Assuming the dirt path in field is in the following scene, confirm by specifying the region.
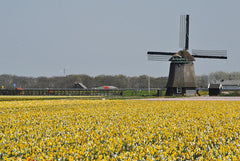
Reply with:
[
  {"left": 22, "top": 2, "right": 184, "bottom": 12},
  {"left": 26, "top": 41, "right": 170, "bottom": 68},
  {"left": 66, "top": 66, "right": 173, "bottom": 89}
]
[{"left": 138, "top": 96, "right": 240, "bottom": 101}]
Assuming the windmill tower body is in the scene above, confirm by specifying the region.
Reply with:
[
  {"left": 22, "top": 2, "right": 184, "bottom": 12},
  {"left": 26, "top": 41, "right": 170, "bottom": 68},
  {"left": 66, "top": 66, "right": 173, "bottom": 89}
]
[
  {"left": 147, "top": 15, "right": 227, "bottom": 96},
  {"left": 166, "top": 50, "right": 197, "bottom": 96}
]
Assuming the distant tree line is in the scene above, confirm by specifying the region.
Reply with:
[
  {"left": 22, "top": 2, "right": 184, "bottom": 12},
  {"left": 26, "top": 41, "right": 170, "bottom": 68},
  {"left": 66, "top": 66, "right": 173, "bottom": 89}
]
[
  {"left": 0, "top": 71, "right": 239, "bottom": 89},
  {"left": 0, "top": 74, "right": 168, "bottom": 89}
]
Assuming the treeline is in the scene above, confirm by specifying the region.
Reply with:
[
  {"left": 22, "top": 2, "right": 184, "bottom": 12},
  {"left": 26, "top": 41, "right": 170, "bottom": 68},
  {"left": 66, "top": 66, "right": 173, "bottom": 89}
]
[
  {"left": 0, "top": 74, "right": 168, "bottom": 89},
  {"left": 0, "top": 71, "right": 239, "bottom": 89}
]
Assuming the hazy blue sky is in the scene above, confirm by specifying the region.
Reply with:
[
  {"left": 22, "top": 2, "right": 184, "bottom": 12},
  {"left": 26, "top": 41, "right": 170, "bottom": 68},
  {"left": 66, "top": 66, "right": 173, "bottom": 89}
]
[{"left": 0, "top": 1, "right": 239, "bottom": 77}]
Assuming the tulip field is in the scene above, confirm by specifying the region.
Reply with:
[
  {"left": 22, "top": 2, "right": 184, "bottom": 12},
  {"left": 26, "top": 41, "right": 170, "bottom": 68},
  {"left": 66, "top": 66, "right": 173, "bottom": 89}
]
[{"left": 0, "top": 99, "right": 240, "bottom": 160}]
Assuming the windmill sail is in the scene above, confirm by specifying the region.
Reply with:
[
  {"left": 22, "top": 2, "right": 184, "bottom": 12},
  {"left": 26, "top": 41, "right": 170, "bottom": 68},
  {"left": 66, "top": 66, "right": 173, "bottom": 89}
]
[
  {"left": 192, "top": 49, "right": 227, "bottom": 59},
  {"left": 147, "top": 51, "right": 175, "bottom": 61},
  {"left": 179, "top": 15, "right": 189, "bottom": 50}
]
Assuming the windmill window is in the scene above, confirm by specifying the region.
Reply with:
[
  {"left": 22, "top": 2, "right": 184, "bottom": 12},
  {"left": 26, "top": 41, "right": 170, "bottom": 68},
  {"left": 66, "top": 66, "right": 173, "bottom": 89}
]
[{"left": 177, "top": 88, "right": 182, "bottom": 93}]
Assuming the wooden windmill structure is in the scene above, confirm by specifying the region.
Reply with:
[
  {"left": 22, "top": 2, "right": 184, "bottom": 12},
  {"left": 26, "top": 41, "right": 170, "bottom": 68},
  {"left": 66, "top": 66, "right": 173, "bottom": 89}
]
[{"left": 147, "top": 15, "right": 227, "bottom": 96}]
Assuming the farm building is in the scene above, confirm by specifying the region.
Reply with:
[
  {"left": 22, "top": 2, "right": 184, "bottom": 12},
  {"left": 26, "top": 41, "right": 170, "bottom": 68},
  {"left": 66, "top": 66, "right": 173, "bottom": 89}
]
[
  {"left": 95, "top": 86, "right": 118, "bottom": 90},
  {"left": 208, "top": 83, "right": 222, "bottom": 96},
  {"left": 72, "top": 83, "right": 87, "bottom": 89},
  {"left": 221, "top": 80, "right": 240, "bottom": 90}
]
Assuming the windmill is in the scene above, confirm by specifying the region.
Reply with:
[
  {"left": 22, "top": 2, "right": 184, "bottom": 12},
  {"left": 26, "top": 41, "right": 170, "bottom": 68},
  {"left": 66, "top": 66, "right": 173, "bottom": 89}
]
[{"left": 147, "top": 15, "right": 227, "bottom": 96}]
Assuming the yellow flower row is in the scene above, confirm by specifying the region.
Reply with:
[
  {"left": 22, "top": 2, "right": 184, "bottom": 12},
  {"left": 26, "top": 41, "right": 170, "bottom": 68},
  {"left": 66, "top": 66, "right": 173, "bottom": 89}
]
[{"left": 0, "top": 100, "right": 239, "bottom": 160}]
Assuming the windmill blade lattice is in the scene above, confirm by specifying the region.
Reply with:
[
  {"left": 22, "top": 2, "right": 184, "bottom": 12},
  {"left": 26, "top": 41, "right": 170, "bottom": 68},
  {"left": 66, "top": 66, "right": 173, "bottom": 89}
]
[
  {"left": 179, "top": 15, "right": 189, "bottom": 50},
  {"left": 192, "top": 49, "right": 227, "bottom": 59},
  {"left": 147, "top": 51, "right": 175, "bottom": 61}
]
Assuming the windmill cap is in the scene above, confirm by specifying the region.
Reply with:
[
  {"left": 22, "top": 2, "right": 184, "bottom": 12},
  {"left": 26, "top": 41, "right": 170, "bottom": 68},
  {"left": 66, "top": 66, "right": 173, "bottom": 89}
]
[{"left": 169, "top": 50, "right": 195, "bottom": 61}]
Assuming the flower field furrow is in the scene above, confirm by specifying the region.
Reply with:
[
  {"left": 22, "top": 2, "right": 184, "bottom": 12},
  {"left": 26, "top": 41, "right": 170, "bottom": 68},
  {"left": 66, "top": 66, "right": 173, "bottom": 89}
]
[{"left": 0, "top": 100, "right": 240, "bottom": 160}]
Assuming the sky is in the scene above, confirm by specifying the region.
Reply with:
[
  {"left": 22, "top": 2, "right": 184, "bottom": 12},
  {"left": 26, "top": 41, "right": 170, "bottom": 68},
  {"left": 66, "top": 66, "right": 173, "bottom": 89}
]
[{"left": 0, "top": 1, "right": 239, "bottom": 77}]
